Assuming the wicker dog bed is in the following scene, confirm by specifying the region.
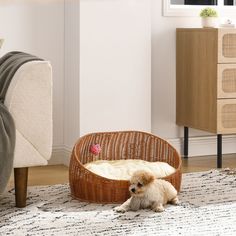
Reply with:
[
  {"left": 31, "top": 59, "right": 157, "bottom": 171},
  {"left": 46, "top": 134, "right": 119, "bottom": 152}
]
[{"left": 69, "top": 131, "right": 182, "bottom": 203}]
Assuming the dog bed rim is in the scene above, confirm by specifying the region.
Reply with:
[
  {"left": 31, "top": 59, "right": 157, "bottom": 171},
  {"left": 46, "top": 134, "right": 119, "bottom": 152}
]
[{"left": 71, "top": 130, "right": 182, "bottom": 184}]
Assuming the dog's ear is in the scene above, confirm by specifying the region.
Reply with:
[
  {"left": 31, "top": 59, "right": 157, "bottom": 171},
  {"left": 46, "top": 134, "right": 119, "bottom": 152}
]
[
  {"left": 141, "top": 171, "right": 155, "bottom": 185},
  {"left": 142, "top": 172, "right": 155, "bottom": 185},
  {"left": 131, "top": 170, "right": 155, "bottom": 185}
]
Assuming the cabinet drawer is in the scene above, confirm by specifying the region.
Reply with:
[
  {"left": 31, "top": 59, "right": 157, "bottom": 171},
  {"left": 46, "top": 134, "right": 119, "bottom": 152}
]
[
  {"left": 218, "top": 29, "right": 236, "bottom": 63},
  {"left": 218, "top": 99, "right": 236, "bottom": 134},
  {"left": 218, "top": 64, "right": 236, "bottom": 98}
]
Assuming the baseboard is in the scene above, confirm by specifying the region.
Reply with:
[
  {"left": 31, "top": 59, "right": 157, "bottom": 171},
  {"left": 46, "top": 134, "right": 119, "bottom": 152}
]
[
  {"left": 49, "top": 135, "right": 236, "bottom": 166},
  {"left": 168, "top": 135, "right": 236, "bottom": 157},
  {"left": 49, "top": 145, "right": 72, "bottom": 166}
]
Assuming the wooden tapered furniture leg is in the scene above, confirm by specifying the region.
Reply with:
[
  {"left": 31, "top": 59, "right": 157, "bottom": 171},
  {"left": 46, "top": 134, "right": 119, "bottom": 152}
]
[{"left": 14, "top": 167, "right": 28, "bottom": 208}]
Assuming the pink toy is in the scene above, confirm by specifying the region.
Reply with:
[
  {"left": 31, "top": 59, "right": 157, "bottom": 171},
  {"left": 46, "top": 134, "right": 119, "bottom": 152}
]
[{"left": 90, "top": 144, "right": 101, "bottom": 155}]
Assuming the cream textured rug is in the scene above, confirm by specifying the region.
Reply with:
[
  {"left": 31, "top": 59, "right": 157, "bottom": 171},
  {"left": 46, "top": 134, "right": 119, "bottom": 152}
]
[{"left": 1, "top": 170, "right": 236, "bottom": 236}]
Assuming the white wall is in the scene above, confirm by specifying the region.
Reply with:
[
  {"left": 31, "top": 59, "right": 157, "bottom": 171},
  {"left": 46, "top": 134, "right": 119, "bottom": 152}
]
[
  {"left": 0, "top": 0, "right": 151, "bottom": 164},
  {"left": 0, "top": 1, "right": 65, "bottom": 147},
  {"left": 151, "top": 0, "right": 205, "bottom": 139},
  {"left": 64, "top": 0, "right": 80, "bottom": 150},
  {"left": 61, "top": 0, "right": 221, "bottom": 160},
  {"left": 61, "top": 0, "right": 236, "bottom": 159},
  {"left": 79, "top": 0, "right": 151, "bottom": 137},
  {"left": 62, "top": 0, "right": 236, "bottom": 160},
  {"left": 4, "top": 0, "right": 235, "bottom": 162},
  {"left": 62, "top": 0, "right": 151, "bottom": 154}
]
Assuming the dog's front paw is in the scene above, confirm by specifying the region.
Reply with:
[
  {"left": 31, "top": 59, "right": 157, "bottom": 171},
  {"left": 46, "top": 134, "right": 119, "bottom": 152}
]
[
  {"left": 114, "top": 206, "right": 127, "bottom": 213},
  {"left": 171, "top": 197, "right": 180, "bottom": 205},
  {"left": 153, "top": 205, "right": 165, "bottom": 213}
]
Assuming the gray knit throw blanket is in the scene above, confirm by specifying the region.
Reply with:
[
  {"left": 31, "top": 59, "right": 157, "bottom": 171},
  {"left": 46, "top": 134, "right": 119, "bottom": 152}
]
[{"left": 0, "top": 51, "right": 43, "bottom": 193}]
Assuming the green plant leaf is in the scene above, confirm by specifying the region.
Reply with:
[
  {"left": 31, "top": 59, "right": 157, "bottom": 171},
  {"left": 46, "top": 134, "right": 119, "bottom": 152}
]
[{"left": 200, "top": 7, "right": 218, "bottom": 18}]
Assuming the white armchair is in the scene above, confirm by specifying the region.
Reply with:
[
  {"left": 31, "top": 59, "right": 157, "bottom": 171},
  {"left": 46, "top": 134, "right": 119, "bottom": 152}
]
[{"left": 4, "top": 60, "right": 53, "bottom": 207}]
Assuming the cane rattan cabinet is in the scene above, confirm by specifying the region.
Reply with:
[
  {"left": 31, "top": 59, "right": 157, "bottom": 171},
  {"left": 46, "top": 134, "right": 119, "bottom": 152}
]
[{"left": 176, "top": 28, "right": 236, "bottom": 167}]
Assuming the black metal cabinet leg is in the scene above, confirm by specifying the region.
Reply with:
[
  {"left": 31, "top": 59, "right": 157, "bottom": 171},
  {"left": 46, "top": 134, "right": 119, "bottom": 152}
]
[
  {"left": 184, "top": 127, "right": 189, "bottom": 159},
  {"left": 217, "top": 134, "right": 222, "bottom": 168}
]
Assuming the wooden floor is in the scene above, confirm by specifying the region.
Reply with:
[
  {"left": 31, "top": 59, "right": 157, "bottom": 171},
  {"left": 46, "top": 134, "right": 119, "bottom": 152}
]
[
  {"left": 182, "top": 153, "right": 236, "bottom": 173},
  {"left": 7, "top": 165, "right": 69, "bottom": 189},
  {"left": 7, "top": 154, "right": 236, "bottom": 188}
]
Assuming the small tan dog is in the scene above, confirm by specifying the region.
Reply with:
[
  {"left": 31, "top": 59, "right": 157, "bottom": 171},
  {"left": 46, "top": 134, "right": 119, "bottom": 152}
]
[{"left": 114, "top": 170, "right": 179, "bottom": 213}]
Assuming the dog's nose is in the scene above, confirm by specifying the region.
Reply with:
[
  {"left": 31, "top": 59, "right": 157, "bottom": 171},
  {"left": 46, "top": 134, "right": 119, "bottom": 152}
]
[{"left": 131, "top": 188, "right": 135, "bottom": 193}]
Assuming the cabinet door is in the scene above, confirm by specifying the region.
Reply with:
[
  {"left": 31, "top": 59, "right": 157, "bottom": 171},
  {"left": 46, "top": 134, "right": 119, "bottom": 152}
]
[
  {"left": 218, "top": 29, "right": 236, "bottom": 63},
  {"left": 218, "top": 64, "right": 236, "bottom": 98},
  {"left": 217, "top": 99, "right": 236, "bottom": 134}
]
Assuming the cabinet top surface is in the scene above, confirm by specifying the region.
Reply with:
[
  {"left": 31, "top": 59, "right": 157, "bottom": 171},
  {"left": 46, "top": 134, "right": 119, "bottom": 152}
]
[{"left": 176, "top": 28, "right": 236, "bottom": 32}]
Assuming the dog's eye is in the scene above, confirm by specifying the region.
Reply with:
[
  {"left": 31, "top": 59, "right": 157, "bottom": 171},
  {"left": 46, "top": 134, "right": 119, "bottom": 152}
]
[{"left": 137, "top": 182, "right": 143, "bottom": 187}]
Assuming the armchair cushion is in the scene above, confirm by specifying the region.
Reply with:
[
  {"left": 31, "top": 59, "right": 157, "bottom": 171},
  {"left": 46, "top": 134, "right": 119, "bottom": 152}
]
[{"left": 4, "top": 60, "right": 52, "bottom": 168}]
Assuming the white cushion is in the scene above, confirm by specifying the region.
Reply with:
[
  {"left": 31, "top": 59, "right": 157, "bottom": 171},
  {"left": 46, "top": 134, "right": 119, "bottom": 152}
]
[
  {"left": 84, "top": 159, "right": 176, "bottom": 180},
  {"left": 4, "top": 61, "right": 52, "bottom": 168},
  {"left": 13, "top": 130, "right": 48, "bottom": 168}
]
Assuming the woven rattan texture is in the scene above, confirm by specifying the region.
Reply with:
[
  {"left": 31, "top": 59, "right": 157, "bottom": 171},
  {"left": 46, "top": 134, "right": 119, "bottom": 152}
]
[
  {"left": 223, "top": 34, "right": 236, "bottom": 58},
  {"left": 222, "top": 104, "right": 236, "bottom": 128},
  {"left": 222, "top": 69, "right": 236, "bottom": 93},
  {"left": 69, "top": 131, "right": 182, "bottom": 203}
]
